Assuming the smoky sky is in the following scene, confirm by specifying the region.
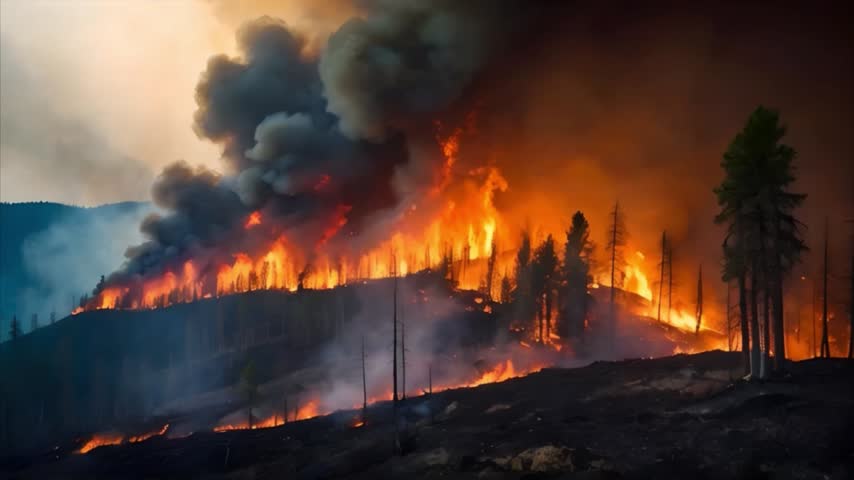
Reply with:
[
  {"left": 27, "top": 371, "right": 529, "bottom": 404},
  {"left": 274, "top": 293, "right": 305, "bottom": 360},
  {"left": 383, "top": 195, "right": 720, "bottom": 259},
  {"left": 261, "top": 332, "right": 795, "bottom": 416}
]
[
  {"left": 11, "top": 0, "right": 847, "bottom": 313},
  {"left": 463, "top": 0, "right": 853, "bottom": 305},
  {"left": 0, "top": 40, "right": 154, "bottom": 204}
]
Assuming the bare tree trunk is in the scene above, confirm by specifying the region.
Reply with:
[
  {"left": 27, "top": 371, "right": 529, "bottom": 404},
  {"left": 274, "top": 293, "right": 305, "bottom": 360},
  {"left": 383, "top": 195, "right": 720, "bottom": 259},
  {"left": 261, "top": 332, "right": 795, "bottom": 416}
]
[
  {"left": 849, "top": 249, "right": 853, "bottom": 359},
  {"left": 401, "top": 306, "right": 406, "bottom": 401},
  {"left": 658, "top": 231, "right": 666, "bottom": 323},
  {"left": 609, "top": 203, "right": 618, "bottom": 355},
  {"left": 393, "top": 268, "right": 399, "bottom": 403},
  {"left": 820, "top": 221, "right": 831, "bottom": 358},
  {"left": 545, "top": 289, "right": 552, "bottom": 341},
  {"left": 761, "top": 284, "right": 771, "bottom": 379},
  {"left": 695, "top": 264, "right": 703, "bottom": 335},
  {"left": 392, "top": 263, "right": 400, "bottom": 454},
  {"left": 812, "top": 281, "right": 817, "bottom": 358},
  {"left": 361, "top": 335, "right": 367, "bottom": 423},
  {"left": 772, "top": 268, "right": 786, "bottom": 372},
  {"left": 726, "top": 281, "right": 732, "bottom": 351},
  {"left": 738, "top": 273, "right": 750, "bottom": 374},
  {"left": 667, "top": 245, "right": 674, "bottom": 323},
  {"left": 749, "top": 268, "right": 762, "bottom": 379}
]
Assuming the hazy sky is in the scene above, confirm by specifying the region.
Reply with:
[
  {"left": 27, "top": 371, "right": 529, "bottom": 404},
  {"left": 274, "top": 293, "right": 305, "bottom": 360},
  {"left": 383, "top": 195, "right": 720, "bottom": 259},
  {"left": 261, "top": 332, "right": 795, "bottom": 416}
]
[{"left": 0, "top": 0, "right": 354, "bottom": 205}]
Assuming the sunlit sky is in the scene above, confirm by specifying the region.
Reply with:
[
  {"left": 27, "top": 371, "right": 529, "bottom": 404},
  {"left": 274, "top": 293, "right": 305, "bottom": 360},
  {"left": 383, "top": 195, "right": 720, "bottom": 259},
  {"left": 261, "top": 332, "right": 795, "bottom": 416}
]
[{"left": 0, "top": 0, "right": 354, "bottom": 205}]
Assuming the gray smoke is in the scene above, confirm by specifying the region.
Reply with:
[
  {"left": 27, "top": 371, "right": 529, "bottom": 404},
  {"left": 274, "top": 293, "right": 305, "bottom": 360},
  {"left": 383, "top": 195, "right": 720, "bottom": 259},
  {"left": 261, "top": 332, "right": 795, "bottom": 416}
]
[
  {"left": 98, "top": 2, "right": 533, "bottom": 298},
  {"left": 319, "top": 0, "right": 519, "bottom": 141}
]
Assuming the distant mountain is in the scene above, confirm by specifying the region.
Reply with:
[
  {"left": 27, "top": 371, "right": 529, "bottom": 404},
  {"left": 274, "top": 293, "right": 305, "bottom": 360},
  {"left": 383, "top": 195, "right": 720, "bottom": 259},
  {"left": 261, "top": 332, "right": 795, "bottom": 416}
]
[{"left": 0, "top": 201, "right": 152, "bottom": 335}]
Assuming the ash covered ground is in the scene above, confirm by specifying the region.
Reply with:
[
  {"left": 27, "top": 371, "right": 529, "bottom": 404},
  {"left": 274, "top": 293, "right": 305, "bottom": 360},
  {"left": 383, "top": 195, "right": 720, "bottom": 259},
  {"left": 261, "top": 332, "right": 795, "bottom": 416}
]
[{"left": 5, "top": 351, "right": 852, "bottom": 480}]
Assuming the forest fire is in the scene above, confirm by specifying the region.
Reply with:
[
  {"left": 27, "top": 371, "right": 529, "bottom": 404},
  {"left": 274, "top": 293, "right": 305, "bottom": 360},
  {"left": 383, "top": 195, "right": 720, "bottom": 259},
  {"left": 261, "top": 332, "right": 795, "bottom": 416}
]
[
  {"left": 76, "top": 424, "right": 169, "bottom": 454},
  {"left": 75, "top": 124, "right": 515, "bottom": 314},
  {"left": 213, "top": 401, "right": 321, "bottom": 432}
]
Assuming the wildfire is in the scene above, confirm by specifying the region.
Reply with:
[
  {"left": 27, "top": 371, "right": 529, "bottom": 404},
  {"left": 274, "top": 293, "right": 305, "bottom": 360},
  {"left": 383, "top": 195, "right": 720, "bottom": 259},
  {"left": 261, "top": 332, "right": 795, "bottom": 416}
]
[
  {"left": 213, "top": 400, "right": 322, "bottom": 432},
  {"left": 128, "top": 423, "right": 169, "bottom": 443},
  {"left": 77, "top": 433, "right": 124, "bottom": 454},
  {"left": 78, "top": 173, "right": 510, "bottom": 312},
  {"left": 464, "top": 359, "right": 541, "bottom": 387},
  {"left": 76, "top": 424, "right": 169, "bottom": 454}
]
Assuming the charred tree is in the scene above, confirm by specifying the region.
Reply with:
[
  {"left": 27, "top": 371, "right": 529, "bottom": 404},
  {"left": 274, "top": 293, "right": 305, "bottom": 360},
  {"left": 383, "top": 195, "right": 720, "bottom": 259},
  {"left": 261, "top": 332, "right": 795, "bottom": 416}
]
[
  {"left": 848, "top": 247, "right": 853, "bottom": 358},
  {"left": 392, "top": 263, "right": 399, "bottom": 403},
  {"left": 657, "top": 231, "right": 667, "bottom": 323},
  {"left": 820, "top": 221, "right": 831, "bottom": 358},
  {"left": 849, "top": 246, "right": 853, "bottom": 359},
  {"left": 499, "top": 273, "right": 512, "bottom": 305},
  {"left": 361, "top": 335, "right": 367, "bottom": 423},
  {"left": 485, "top": 239, "right": 497, "bottom": 300},
  {"left": 533, "top": 235, "right": 558, "bottom": 343},
  {"left": 9, "top": 315, "right": 20, "bottom": 340},
  {"left": 512, "top": 232, "right": 534, "bottom": 332},
  {"left": 726, "top": 281, "right": 732, "bottom": 350},
  {"left": 695, "top": 264, "right": 703, "bottom": 335},
  {"left": 392, "top": 260, "right": 400, "bottom": 454},
  {"left": 749, "top": 261, "right": 762, "bottom": 378},
  {"left": 240, "top": 361, "right": 257, "bottom": 429},
  {"left": 401, "top": 299, "right": 406, "bottom": 401},
  {"left": 606, "top": 202, "right": 627, "bottom": 355},
  {"left": 667, "top": 243, "right": 674, "bottom": 323}
]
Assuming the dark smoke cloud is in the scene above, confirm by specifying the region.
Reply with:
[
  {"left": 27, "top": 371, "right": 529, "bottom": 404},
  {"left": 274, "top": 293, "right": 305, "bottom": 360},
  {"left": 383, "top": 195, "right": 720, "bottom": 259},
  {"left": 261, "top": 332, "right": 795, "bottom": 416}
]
[{"left": 319, "top": 0, "right": 525, "bottom": 141}]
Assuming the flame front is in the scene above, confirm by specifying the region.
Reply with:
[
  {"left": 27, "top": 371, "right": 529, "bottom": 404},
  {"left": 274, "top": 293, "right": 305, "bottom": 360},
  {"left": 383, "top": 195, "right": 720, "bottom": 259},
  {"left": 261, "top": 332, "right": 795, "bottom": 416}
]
[{"left": 76, "top": 424, "right": 169, "bottom": 454}]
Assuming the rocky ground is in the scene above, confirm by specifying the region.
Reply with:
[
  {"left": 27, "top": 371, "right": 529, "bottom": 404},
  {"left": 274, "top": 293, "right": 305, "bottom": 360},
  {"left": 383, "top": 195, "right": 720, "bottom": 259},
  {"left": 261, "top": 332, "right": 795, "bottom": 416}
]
[{"left": 3, "top": 351, "right": 853, "bottom": 479}]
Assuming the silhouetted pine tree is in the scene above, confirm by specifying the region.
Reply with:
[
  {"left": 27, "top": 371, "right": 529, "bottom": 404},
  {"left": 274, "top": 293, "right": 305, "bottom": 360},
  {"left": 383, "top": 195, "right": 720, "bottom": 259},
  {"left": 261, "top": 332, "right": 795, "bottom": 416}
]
[
  {"left": 715, "top": 106, "right": 807, "bottom": 377},
  {"left": 560, "top": 211, "right": 594, "bottom": 339},
  {"left": 9, "top": 315, "right": 20, "bottom": 340},
  {"left": 532, "top": 235, "right": 559, "bottom": 343},
  {"left": 512, "top": 232, "right": 535, "bottom": 330}
]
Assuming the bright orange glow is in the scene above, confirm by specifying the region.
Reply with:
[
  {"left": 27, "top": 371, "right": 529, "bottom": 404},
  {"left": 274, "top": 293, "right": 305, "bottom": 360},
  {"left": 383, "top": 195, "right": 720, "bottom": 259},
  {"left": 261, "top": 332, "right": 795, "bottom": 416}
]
[
  {"left": 77, "top": 424, "right": 169, "bottom": 454},
  {"left": 461, "top": 359, "right": 544, "bottom": 388},
  {"left": 245, "top": 211, "right": 262, "bottom": 228},
  {"left": 128, "top": 424, "right": 169, "bottom": 443},
  {"left": 214, "top": 400, "right": 322, "bottom": 433},
  {"left": 77, "top": 433, "right": 124, "bottom": 453}
]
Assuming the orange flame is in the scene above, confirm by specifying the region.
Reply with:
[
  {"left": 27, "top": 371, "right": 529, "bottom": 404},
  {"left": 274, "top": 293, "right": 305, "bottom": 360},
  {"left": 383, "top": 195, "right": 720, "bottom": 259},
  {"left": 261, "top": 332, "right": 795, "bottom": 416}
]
[
  {"left": 245, "top": 211, "right": 262, "bottom": 228},
  {"left": 76, "top": 424, "right": 169, "bottom": 454}
]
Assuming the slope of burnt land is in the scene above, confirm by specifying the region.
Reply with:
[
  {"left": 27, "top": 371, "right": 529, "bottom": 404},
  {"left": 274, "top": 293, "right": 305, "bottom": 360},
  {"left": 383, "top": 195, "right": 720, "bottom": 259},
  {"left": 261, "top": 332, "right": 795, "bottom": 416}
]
[{"left": 4, "top": 351, "right": 852, "bottom": 479}]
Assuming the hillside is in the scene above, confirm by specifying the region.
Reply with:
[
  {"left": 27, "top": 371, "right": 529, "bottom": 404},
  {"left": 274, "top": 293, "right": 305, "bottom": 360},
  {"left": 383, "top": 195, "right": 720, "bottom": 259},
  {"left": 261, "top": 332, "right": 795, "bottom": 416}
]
[{"left": 4, "top": 351, "right": 852, "bottom": 479}]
